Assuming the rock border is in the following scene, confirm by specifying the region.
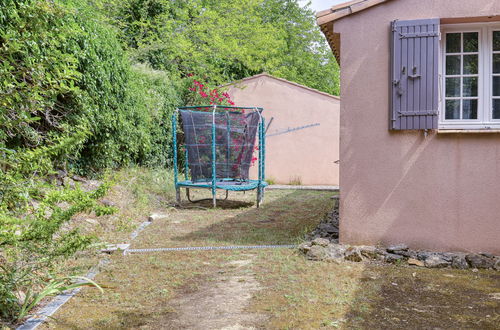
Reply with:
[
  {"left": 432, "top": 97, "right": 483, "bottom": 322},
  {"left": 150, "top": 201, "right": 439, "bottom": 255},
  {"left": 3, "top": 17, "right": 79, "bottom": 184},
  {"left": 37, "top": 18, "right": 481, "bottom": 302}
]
[{"left": 299, "top": 238, "right": 500, "bottom": 271}]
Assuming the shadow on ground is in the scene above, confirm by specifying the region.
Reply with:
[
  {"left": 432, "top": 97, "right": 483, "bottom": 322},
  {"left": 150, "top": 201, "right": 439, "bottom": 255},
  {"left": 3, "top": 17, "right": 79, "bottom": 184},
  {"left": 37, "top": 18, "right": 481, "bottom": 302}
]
[
  {"left": 340, "top": 263, "right": 500, "bottom": 329},
  {"left": 172, "top": 189, "right": 335, "bottom": 245}
]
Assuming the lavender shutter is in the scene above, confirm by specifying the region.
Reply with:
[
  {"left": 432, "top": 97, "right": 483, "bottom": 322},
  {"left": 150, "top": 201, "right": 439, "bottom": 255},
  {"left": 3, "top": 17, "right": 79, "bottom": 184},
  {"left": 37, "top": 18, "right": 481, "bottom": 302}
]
[{"left": 390, "top": 19, "right": 440, "bottom": 130}]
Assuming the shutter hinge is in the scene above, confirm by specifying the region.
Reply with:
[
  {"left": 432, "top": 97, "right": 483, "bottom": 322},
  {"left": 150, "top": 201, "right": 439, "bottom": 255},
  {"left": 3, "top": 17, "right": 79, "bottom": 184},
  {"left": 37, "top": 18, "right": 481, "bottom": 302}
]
[
  {"left": 400, "top": 31, "right": 439, "bottom": 39},
  {"left": 397, "top": 111, "right": 439, "bottom": 117}
]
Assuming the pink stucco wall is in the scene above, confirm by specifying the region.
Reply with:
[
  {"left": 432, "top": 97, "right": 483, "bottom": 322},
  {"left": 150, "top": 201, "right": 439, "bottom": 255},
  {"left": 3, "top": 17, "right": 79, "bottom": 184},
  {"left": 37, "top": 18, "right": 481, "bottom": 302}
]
[
  {"left": 226, "top": 75, "right": 340, "bottom": 185},
  {"left": 335, "top": 0, "right": 500, "bottom": 253}
]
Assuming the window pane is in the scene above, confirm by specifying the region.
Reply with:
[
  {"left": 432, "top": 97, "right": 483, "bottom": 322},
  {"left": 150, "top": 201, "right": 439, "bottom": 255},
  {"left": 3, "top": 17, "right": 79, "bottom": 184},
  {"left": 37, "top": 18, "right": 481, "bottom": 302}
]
[
  {"left": 446, "top": 78, "right": 461, "bottom": 97},
  {"left": 445, "top": 100, "right": 460, "bottom": 119},
  {"left": 446, "top": 55, "right": 460, "bottom": 75},
  {"left": 493, "top": 54, "right": 500, "bottom": 74},
  {"left": 493, "top": 77, "right": 500, "bottom": 96},
  {"left": 493, "top": 99, "right": 500, "bottom": 119},
  {"left": 463, "top": 55, "right": 478, "bottom": 74},
  {"left": 463, "top": 32, "right": 478, "bottom": 52},
  {"left": 494, "top": 31, "right": 500, "bottom": 51},
  {"left": 446, "top": 33, "right": 461, "bottom": 53},
  {"left": 463, "top": 77, "right": 477, "bottom": 97},
  {"left": 462, "top": 99, "right": 478, "bottom": 119}
]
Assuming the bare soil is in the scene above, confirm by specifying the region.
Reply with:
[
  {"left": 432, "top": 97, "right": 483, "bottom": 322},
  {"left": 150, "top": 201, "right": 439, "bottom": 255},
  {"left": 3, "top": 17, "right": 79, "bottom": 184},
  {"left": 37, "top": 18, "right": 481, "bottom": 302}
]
[{"left": 165, "top": 257, "right": 266, "bottom": 329}]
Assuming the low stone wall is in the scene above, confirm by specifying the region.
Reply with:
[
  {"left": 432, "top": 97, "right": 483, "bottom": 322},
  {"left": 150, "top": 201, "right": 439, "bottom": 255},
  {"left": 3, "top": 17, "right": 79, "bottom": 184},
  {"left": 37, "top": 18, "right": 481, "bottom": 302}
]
[
  {"left": 299, "top": 238, "right": 500, "bottom": 270},
  {"left": 302, "top": 198, "right": 499, "bottom": 270}
]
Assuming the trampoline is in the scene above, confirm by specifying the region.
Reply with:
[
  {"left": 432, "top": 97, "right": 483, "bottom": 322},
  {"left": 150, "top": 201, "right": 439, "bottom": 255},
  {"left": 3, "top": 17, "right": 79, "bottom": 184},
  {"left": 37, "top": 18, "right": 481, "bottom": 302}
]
[{"left": 172, "top": 105, "right": 267, "bottom": 207}]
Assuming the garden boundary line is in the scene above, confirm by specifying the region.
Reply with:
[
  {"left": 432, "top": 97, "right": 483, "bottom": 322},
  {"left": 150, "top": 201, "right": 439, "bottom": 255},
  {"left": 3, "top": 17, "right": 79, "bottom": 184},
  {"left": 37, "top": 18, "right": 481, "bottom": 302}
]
[
  {"left": 267, "top": 185, "right": 339, "bottom": 191},
  {"left": 124, "top": 244, "right": 297, "bottom": 254}
]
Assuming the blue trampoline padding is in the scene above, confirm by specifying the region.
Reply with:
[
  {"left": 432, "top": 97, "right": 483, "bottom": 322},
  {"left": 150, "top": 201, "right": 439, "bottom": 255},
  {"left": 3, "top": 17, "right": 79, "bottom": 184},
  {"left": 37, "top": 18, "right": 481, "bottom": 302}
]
[{"left": 176, "top": 179, "right": 268, "bottom": 191}]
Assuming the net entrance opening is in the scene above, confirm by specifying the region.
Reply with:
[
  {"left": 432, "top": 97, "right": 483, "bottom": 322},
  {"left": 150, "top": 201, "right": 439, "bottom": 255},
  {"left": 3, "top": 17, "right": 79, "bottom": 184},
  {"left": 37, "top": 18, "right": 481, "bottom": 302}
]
[{"left": 179, "top": 107, "right": 261, "bottom": 184}]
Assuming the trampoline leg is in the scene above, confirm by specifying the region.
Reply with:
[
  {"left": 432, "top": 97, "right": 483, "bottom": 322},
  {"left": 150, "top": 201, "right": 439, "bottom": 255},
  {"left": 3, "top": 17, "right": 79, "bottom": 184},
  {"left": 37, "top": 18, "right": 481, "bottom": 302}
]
[
  {"left": 212, "top": 193, "right": 217, "bottom": 208},
  {"left": 176, "top": 187, "right": 181, "bottom": 206},
  {"left": 256, "top": 188, "right": 261, "bottom": 208}
]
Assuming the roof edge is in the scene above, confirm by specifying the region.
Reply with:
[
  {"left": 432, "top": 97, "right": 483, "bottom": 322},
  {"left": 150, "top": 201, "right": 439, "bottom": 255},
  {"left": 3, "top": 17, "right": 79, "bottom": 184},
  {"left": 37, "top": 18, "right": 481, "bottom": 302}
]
[
  {"left": 222, "top": 73, "right": 340, "bottom": 100},
  {"left": 316, "top": 0, "right": 393, "bottom": 25}
]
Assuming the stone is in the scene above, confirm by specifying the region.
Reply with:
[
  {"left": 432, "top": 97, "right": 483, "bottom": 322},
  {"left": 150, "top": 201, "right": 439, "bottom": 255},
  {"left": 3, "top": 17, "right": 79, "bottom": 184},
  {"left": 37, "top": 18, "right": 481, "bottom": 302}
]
[
  {"left": 451, "top": 254, "right": 469, "bottom": 269},
  {"left": 148, "top": 213, "right": 168, "bottom": 222},
  {"left": 437, "top": 253, "right": 454, "bottom": 263},
  {"left": 480, "top": 252, "right": 495, "bottom": 258},
  {"left": 15, "top": 290, "right": 26, "bottom": 305},
  {"left": 394, "top": 250, "right": 416, "bottom": 258},
  {"left": 416, "top": 251, "right": 434, "bottom": 261},
  {"left": 385, "top": 253, "right": 404, "bottom": 263},
  {"left": 85, "top": 218, "right": 99, "bottom": 225},
  {"left": 312, "top": 238, "right": 330, "bottom": 247},
  {"left": 408, "top": 258, "right": 425, "bottom": 267},
  {"left": 358, "top": 246, "right": 379, "bottom": 259},
  {"left": 344, "top": 247, "right": 363, "bottom": 262},
  {"left": 387, "top": 244, "right": 408, "bottom": 254},
  {"left": 72, "top": 175, "right": 87, "bottom": 182},
  {"left": 424, "top": 255, "right": 450, "bottom": 268},
  {"left": 63, "top": 176, "right": 76, "bottom": 188},
  {"left": 326, "top": 244, "right": 347, "bottom": 260},
  {"left": 494, "top": 259, "right": 500, "bottom": 271},
  {"left": 101, "top": 199, "right": 116, "bottom": 207},
  {"left": 318, "top": 223, "right": 338, "bottom": 234},
  {"left": 466, "top": 254, "right": 496, "bottom": 269},
  {"left": 56, "top": 169, "right": 67, "bottom": 179},
  {"left": 298, "top": 242, "right": 311, "bottom": 253},
  {"left": 306, "top": 245, "right": 329, "bottom": 261}
]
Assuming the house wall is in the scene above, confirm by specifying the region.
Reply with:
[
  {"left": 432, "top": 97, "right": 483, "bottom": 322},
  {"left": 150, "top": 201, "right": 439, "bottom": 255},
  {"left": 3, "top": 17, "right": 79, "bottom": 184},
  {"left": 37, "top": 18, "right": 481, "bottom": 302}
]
[
  {"left": 226, "top": 76, "right": 340, "bottom": 185},
  {"left": 335, "top": 0, "right": 500, "bottom": 254}
]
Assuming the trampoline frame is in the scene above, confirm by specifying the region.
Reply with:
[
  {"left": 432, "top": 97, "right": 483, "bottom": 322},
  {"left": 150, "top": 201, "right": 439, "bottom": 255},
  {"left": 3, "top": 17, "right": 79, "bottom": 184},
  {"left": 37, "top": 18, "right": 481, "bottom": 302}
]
[{"left": 172, "top": 105, "right": 267, "bottom": 207}]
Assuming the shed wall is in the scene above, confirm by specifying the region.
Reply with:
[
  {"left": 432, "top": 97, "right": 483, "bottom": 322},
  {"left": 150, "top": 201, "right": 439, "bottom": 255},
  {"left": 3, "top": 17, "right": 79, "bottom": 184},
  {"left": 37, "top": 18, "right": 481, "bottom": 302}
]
[
  {"left": 226, "top": 77, "right": 340, "bottom": 185},
  {"left": 335, "top": 0, "right": 500, "bottom": 253}
]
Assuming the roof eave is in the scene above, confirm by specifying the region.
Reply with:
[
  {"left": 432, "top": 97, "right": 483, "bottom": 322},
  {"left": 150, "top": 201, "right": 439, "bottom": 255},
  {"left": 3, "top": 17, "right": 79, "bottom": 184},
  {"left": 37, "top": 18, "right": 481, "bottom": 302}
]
[{"left": 316, "top": 0, "right": 394, "bottom": 64}]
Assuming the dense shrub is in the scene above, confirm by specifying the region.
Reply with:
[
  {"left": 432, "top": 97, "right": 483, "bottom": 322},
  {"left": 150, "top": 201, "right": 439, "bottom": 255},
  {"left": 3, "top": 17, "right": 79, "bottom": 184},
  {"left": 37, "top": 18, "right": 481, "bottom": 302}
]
[
  {"left": 0, "top": 0, "right": 180, "bottom": 174},
  {"left": 0, "top": 0, "right": 83, "bottom": 148}
]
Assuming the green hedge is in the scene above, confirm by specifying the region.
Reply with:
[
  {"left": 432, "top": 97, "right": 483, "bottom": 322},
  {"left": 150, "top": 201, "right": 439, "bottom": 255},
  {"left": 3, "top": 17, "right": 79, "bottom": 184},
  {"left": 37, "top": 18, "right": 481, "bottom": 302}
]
[{"left": 0, "top": 0, "right": 180, "bottom": 174}]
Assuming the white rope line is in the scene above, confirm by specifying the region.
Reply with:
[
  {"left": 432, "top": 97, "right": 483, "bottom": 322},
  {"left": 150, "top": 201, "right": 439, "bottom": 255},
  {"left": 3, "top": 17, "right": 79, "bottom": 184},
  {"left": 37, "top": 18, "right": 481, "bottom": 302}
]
[{"left": 125, "top": 244, "right": 297, "bottom": 254}]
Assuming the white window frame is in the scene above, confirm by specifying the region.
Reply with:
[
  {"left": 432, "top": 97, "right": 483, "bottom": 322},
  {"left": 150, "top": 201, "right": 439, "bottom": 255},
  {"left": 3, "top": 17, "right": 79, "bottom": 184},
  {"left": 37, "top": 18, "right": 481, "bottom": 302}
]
[{"left": 439, "top": 22, "right": 500, "bottom": 129}]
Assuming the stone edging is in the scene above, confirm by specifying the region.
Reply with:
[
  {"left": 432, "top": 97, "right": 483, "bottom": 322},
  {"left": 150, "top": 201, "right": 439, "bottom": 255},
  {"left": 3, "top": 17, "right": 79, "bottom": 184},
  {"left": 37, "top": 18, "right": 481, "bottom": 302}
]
[{"left": 299, "top": 238, "right": 500, "bottom": 271}]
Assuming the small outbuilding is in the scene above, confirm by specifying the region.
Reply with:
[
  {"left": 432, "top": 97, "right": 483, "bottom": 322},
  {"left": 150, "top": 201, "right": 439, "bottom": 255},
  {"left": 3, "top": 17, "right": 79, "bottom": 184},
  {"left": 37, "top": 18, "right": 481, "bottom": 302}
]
[
  {"left": 225, "top": 73, "right": 340, "bottom": 186},
  {"left": 318, "top": 0, "right": 500, "bottom": 254}
]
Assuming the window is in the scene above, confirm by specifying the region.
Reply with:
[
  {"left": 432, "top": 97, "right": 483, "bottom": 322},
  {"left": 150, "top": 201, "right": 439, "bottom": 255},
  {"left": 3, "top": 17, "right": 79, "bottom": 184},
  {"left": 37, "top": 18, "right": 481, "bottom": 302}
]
[{"left": 440, "top": 24, "right": 500, "bottom": 129}]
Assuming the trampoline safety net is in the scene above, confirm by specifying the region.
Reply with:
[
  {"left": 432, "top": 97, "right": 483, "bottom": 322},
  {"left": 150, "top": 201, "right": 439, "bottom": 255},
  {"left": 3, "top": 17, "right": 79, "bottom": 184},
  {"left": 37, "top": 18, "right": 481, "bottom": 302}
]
[{"left": 179, "top": 108, "right": 261, "bottom": 183}]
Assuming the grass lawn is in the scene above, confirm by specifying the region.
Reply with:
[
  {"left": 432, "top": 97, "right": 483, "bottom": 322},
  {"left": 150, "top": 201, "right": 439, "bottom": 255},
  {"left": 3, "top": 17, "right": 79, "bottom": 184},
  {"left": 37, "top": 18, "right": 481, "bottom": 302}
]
[{"left": 37, "top": 168, "right": 499, "bottom": 329}]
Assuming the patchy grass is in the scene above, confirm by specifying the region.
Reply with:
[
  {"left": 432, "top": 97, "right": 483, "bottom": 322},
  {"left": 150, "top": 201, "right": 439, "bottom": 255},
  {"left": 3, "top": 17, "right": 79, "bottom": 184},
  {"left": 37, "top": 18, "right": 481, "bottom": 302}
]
[
  {"left": 35, "top": 169, "right": 499, "bottom": 329},
  {"left": 40, "top": 179, "right": 334, "bottom": 329},
  {"left": 132, "top": 189, "right": 332, "bottom": 248},
  {"left": 251, "top": 251, "right": 500, "bottom": 329}
]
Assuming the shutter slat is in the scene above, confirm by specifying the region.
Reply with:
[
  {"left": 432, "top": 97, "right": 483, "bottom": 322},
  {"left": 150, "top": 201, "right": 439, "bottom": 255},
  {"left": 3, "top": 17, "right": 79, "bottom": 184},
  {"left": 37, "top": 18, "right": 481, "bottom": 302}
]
[
  {"left": 390, "top": 18, "right": 440, "bottom": 130},
  {"left": 401, "top": 26, "right": 408, "bottom": 129},
  {"left": 419, "top": 24, "right": 426, "bottom": 130}
]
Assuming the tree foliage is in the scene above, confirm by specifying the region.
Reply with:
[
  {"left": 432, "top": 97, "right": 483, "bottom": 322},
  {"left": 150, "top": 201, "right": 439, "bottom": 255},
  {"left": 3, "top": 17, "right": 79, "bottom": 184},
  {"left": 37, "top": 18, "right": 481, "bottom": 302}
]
[{"left": 98, "top": 0, "right": 340, "bottom": 95}]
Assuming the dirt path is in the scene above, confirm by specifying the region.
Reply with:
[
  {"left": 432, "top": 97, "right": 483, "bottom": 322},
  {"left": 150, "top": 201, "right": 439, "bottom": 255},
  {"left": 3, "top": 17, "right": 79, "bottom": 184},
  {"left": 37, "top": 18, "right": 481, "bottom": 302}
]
[{"left": 167, "top": 258, "right": 266, "bottom": 329}]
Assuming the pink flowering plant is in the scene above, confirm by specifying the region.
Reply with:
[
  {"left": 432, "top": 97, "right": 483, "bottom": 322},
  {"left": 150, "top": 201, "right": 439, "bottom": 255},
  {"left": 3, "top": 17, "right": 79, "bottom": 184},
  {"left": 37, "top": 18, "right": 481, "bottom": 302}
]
[{"left": 185, "top": 74, "right": 235, "bottom": 106}]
